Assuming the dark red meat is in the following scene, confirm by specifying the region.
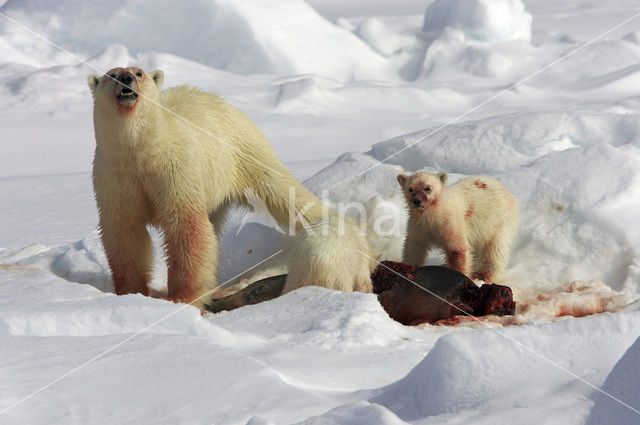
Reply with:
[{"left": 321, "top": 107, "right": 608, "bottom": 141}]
[{"left": 372, "top": 261, "right": 515, "bottom": 325}]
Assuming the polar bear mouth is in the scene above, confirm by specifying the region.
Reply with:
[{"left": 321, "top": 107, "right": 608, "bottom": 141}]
[{"left": 117, "top": 87, "right": 138, "bottom": 105}]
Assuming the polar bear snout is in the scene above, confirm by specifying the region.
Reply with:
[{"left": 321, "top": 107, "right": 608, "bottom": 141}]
[
  {"left": 411, "top": 193, "right": 430, "bottom": 210},
  {"left": 101, "top": 68, "right": 142, "bottom": 107},
  {"left": 117, "top": 71, "right": 134, "bottom": 86},
  {"left": 115, "top": 72, "right": 139, "bottom": 105},
  {"left": 408, "top": 183, "right": 433, "bottom": 210}
]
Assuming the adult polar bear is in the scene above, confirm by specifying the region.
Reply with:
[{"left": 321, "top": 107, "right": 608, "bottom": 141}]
[{"left": 89, "top": 67, "right": 373, "bottom": 308}]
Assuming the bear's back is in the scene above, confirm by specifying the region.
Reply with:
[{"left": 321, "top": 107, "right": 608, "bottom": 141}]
[
  {"left": 159, "top": 86, "right": 278, "bottom": 163},
  {"left": 161, "top": 86, "right": 228, "bottom": 123},
  {"left": 449, "top": 176, "right": 518, "bottom": 236}
]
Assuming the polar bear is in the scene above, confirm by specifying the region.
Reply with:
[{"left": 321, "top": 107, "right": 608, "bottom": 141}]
[
  {"left": 397, "top": 171, "right": 518, "bottom": 283},
  {"left": 88, "top": 67, "right": 372, "bottom": 308},
  {"left": 284, "top": 214, "right": 375, "bottom": 294}
]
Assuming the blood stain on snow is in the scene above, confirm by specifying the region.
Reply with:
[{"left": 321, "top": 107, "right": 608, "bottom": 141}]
[
  {"left": 517, "top": 281, "right": 630, "bottom": 322},
  {"left": 428, "top": 280, "right": 632, "bottom": 328}
]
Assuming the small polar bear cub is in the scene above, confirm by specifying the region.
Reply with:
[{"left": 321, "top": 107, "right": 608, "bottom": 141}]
[{"left": 397, "top": 171, "right": 519, "bottom": 283}]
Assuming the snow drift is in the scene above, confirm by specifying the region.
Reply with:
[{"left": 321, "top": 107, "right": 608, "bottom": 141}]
[
  {"left": 0, "top": 0, "right": 386, "bottom": 80},
  {"left": 422, "top": 0, "right": 532, "bottom": 43}
]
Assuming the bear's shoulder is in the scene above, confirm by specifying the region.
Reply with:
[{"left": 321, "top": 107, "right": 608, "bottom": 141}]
[{"left": 159, "top": 85, "right": 233, "bottom": 122}]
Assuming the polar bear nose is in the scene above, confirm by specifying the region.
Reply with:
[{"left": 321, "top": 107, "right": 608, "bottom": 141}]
[
  {"left": 412, "top": 198, "right": 422, "bottom": 207},
  {"left": 117, "top": 72, "right": 134, "bottom": 86}
]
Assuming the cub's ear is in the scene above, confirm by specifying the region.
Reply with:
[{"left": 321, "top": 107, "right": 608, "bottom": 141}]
[
  {"left": 88, "top": 74, "right": 101, "bottom": 95},
  {"left": 150, "top": 70, "right": 164, "bottom": 89},
  {"left": 397, "top": 174, "right": 408, "bottom": 188},
  {"left": 437, "top": 172, "right": 448, "bottom": 185}
]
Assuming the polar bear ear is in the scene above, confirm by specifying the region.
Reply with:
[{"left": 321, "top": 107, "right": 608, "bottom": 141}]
[
  {"left": 397, "top": 174, "right": 408, "bottom": 188},
  {"left": 437, "top": 172, "right": 448, "bottom": 185},
  {"left": 150, "top": 70, "right": 164, "bottom": 89},
  {"left": 88, "top": 74, "right": 101, "bottom": 95}
]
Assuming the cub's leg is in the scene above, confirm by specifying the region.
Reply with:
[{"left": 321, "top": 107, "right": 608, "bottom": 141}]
[
  {"left": 472, "top": 239, "right": 496, "bottom": 282},
  {"left": 443, "top": 234, "right": 472, "bottom": 277},
  {"left": 474, "top": 229, "right": 513, "bottom": 283},
  {"left": 402, "top": 235, "right": 430, "bottom": 267}
]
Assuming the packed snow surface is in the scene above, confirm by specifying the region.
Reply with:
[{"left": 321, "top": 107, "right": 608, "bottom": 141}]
[{"left": 1, "top": 0, "right": 640, "bottom": 424}]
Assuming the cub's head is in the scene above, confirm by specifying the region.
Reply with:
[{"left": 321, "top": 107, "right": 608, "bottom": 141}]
[
  {"left": 88, "top": 67, "right": 164, "bottom": 115},
  {"left": 397, "top": 171, "right": 447, "bottom": 212}
]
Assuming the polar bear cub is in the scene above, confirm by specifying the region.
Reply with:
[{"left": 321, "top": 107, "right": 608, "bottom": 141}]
[{"left": 397, "top": 171, "right": 519, "bottom": 283}]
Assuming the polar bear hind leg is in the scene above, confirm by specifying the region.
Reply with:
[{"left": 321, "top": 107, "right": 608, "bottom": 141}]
[{"left": 473, "top": 221, "right": 517, "bottom": 283}]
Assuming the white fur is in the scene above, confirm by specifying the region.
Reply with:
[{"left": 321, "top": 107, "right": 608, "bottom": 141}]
[
  {"left": 398, "top": 171, "right": 519, "bottom": 282},
  {"left": 283, "top": 214, "right": 375, "bottom": 294},
  {"left": 89, "top": 67, "right": 372, "bottom": 307}
]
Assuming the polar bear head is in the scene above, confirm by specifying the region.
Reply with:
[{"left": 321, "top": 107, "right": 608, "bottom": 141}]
[
  {"left": 88, "top": 67, "right": 164, "bottom": 116},
  {"left": 397, "top": 171, "right": 447, "bottom": 211}
]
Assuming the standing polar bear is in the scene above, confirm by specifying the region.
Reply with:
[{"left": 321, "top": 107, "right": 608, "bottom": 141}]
[
  {"left": 89, "top": 67, "right": 373, "bottom": 308},
  {"left": 397, "top": 171, "right": 518, "bottom": 283}
]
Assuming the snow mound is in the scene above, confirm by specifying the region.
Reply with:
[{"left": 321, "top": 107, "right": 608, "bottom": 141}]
[
  {"left": 372, "top": 311, "right": 640, "bottom": 421},
  {"left": 1, "top": 232, "right": 112, "bottom": 292},
  {"left": 1, "top": 331, "right": 325, "bottom": 424},
  {"left": 212, "top": 286, "right": 411, "bottom": 349},
  {"left": 364, "top": 111, "right": 640, "bottom": 176},
  {"left": 418, "top": 31, "right": 524, "bottom": 79},
  {"left": 354, "top": 18, "right": 422, "bottom": 58},
  {"left": 422, "top": 0, "right": 532, "bottom": 43},
  {"left": 294, "top": 401, "right": 407, "bottom": 425},
  {"left": 0, "top": 0, "right": 386, "bottom": 80}
]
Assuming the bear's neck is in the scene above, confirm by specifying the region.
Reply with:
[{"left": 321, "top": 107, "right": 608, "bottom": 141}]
[{"left": 94, "top": 103, "right": 166, "bottom": 162}]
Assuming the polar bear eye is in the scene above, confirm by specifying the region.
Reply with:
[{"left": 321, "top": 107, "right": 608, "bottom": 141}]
[
  {"left": 408, "top": 187, "right": 413, "bottom": 193},
  {"left": 135, "top": 71, "right": 143, "bottom": 78},
  {"left": 425, "top": 186, "right": 432, "bottom": 193}
]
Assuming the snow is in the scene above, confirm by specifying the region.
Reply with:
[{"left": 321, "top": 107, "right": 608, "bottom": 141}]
[
  {"left": 0, "top": 0, "right": 387, "bottom": 80},
  {"left": 422, "top": 0, "right": 533, "bottom": 43},
  {"left": 586, "top": 336, "right": 640, "bottom": 425},
  {"left": 1, "top": 0, "right": 640, "bottom": 424}
]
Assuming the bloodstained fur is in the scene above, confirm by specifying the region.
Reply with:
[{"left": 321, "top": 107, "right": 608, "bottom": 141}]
[
  {"left": 474, "top": 179, "right": 488, "bottom": 189},
  {"left": 166, "top": 210, "right": 212, "bottom": 303}
]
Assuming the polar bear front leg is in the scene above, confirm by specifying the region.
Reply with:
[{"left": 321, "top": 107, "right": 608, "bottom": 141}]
[
  {"left": 100, "top": 218, "right": 154, "bottom": 296},
  {"left": 402, "top": 235, "right": 430, "bottom": 267},
  {"left": 162, "top": 208, "right": 218, "bottom": 307},
  {"left": 444, "top": 235, "right": 472, "bottom": 277}
]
